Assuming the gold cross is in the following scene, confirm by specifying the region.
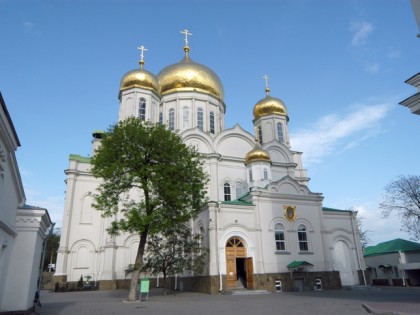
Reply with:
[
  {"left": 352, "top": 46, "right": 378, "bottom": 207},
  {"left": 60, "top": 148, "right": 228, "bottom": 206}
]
[{"left": 180, "top": 29, "right": 192, "bottom": 46}]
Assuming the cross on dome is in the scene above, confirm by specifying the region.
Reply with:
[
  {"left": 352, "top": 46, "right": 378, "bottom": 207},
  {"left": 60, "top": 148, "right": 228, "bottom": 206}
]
[
  {"left": 180, "top": 29, "right": 192, "bottom": 46},
  {"left": 137, "top": 45, "right": 148, "bottom": 69},
  {"left": 263, "top": 74, "right": 271, "bottom": 96}
]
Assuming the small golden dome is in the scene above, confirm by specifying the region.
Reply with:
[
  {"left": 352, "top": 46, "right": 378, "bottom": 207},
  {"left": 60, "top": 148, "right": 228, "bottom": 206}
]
[
  {"left": 244, "top": 144, "right": 271, "bottom": 165},
  {"left": 119, "top": 65, "right": 160, "bottom": 98},
  {"left": 157, "top": 47, "right": 224, "bottom": 100},
  {"left": 253, "top": 87, "right": 288, "bottom": 120}
]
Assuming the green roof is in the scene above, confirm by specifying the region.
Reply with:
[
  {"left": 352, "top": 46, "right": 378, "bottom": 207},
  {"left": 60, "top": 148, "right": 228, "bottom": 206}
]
[
  {"left": 287, "top": 261, "right": 314, "bottom": 269},
  {"left": 322, "top": 207, "right": 352, "bottom": 213},
  {"left": 364, "top": 238, "right": 420, "bottom": 257},
  {"left": 221, "top": 199, "right": 254, "bottom": 206},
  {"left": 69, "top": 154, "right": 91, "bottom": 163}
]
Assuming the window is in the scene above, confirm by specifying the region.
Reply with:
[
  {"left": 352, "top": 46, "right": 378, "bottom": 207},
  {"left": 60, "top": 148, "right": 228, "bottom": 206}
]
[
  {"left": 159, "top": 112, "right": 163, "bottom": 125},
  {"left": 210, "top": 111, "right": 215, "bottom": 134},
  {"left": 263, "top": 168, "right": 268, "bottom": 180},
  {"left": 298, "top": 225, "right": 308, "bottom": 251},
  {"left": 258, "top": 126, "right": 262, "bottom": 144},
  {"left": 139, "top": 98, "right": 146, "bottom": 121},
  {"left": 224, "top": 183, "right": 231, "bottom": 201},
  {"left": 183, "top": 107, "right": 190, "bottom": 129},
  {"left": 274, "top": 224, "right": 285, "bottom": 251},
  {"left": 168, "top": 108, "right": 175, "bottom": 130},
  {"left": 197, "top": 108, "right": 203, "bottom": 130},
  {"left": 277, "top": 122, "right": 284, "bottom": 143},
  {"left": 248, "top": 169, "right": 253, "bottom": 182}
]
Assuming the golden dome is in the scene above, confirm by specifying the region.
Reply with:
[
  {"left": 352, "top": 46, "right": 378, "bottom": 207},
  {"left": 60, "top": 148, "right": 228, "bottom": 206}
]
[
  {"left": 119, "top": 61, "right": 160, "bottom": 98},
  {"left": 253, "top": 87, "right": 288, "bottom": 120},
  {"left": 157, "top": 46, "right": 224, "bottom": 100},
  {"left": 244, "top": 144, "right": 271, "bottom": 165}
]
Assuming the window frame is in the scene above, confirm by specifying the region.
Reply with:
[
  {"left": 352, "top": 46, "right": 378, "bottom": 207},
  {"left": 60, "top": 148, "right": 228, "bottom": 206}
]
[
  {"left": 274, "top": 223, "right": 286, "bottom": 251},
  {"left": 277, "top": 122, "right": 284, "bottom": 143},
  {"left": 210, "top": 111, "right": 215, "bottom": 134},
  {"left": 139, "top": 98, "right": 146, "bottom": 121},
  {"left": 223, "top": 183, "right": 231, "bottom": 201},
  {"left": 197, "top": 108, "right": 204, "bottom": 131},
  {"left": 168, "top": 108, "right": 175, "bottom": 130},
  {"left": 298, "top": 224, "right": 309, "bottom": 252}
]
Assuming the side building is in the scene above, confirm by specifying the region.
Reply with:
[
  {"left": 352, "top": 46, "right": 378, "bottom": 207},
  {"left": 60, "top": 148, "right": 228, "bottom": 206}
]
[
  {"left": 55, "top": 38, "right": 365, "bottom": 293},
  {"left": 0, "top": 92, "right": 52, "bottom": 313}
]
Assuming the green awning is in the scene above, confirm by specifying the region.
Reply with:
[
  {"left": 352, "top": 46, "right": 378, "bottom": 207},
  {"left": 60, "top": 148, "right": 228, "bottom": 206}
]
[{"left": 287, "top": 261, "right": 314, "bottom": 269}]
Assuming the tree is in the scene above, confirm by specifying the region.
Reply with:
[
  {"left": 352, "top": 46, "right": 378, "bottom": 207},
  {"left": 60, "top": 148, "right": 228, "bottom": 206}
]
[
  {"left": 142, "top": 224, "right": 207, "bottom": 295},
  {"left": 355, "top": 215, "right": 370, "bottom": 251},
  {"left": 90, "top": 118, "right": 208, "bottom": 301},
  {"left": 380, "top": 175, "right": 420, "bottom": 240},
  {"left": 43, "top": 229, "right": 60, "bottom": 272}
]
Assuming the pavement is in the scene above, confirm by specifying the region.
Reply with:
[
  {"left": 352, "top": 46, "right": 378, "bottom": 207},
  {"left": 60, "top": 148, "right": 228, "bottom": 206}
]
[{"left": 33, "top": 286, "right": 420, "bottom": 315}]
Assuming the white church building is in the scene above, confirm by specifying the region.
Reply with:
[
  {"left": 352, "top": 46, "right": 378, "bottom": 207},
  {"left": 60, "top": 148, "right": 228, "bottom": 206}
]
[{"left": 54, "top": 33, "right": 365, "bottom": 293}]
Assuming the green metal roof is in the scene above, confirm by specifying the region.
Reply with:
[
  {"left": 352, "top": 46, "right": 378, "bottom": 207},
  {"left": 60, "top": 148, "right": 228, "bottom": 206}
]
[
  {"left": 287, "top": 260, "right": 314, "bottom": 269},
  {"left": 69, "top": 154, "right": 91, "bottom": 163},
  {"left": 322, "top": 207, "right": 352, "bottom": 213},
  {"left": 364, "top": 238, "right": 420, "bottom": 257},
  {"left": 221, "top": 199, "right": 254, "bottom": 206}
]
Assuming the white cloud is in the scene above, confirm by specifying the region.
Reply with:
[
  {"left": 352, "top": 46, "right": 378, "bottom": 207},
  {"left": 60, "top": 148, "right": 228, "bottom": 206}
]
[
  {"left": 23, "top": 21, "right": 35, "bottom": 33},
  {"left": 24, "top": 188, "right": 64, "bottom": 228},
  {"left": 291, "top": 101, "right": 391, "bottom": 165},
  {"left": 365, "top": 62, "right": 380, "bottom": 74},
  {"left": 349, "top": 21, "right": 374, "bottom": 47},
  {"left": 387, "top": 49, "right": 400, "bottom": 59}
]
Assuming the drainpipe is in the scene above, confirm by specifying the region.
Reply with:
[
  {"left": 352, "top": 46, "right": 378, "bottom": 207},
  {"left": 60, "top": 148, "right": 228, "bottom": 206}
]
[
  {"left": 216, "top": 202, "right": 222, "bottom": 293},
  {"left": 350, "top": 211, "right": 366, "bottom": 285}
]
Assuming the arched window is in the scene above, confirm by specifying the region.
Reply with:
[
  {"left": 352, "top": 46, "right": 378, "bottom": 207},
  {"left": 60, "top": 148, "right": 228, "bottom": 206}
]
[
  {"left": 139, "top": 98, "right": 146, "bottom": 121},
  {"left": 168, "top": 108, "right": 175, "bottom": 130},
  {"left": 274, "top": 223, "right": 285, "bottom": 251},
  {"left": 210, "top": 111, "right": 215, "bottom": 134},
  {"left": 258, "top": 126, "right": 263, "bottom": 144},
  {"left": 277, "top": 122, "right": 284, "bottom": 143},
  {"left": 298, "top": 225, "right": 308, "bottom": 251},
  {"left": 159, "top": 112, "right": 163, "bottom": 125},
  {"left": 263, "top": 168, "right": 268, "bottom": 180},
  {"left": 248, "top": 169, "right": 253, "bottom": 182},
  {"left": 224, "top": 183, "right": 231, "bottom": 201},
  {"left": 183, "top": 107, "right": 190, "bottom": 129},
  {"left": 197, "top": 108, "right": 203, "bottom": 130}
]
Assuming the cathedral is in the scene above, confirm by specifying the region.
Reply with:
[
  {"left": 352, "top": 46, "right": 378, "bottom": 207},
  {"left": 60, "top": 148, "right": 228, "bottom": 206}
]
[{"left": 54, "top": 31, "right": 365, "bottom": 293}]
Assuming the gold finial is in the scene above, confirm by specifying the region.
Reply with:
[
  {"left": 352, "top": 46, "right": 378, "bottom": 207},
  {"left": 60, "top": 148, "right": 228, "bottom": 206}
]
[
  {"left": 263, "top": 74, "right": 270, "bottom": 96},
  {"left": 137, "top": 45, "right": 148, "bottom": 70}
]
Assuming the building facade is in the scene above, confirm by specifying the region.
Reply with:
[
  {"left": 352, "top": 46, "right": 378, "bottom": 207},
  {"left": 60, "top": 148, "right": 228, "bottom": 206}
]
[
  {"left": 364, "top": 238, "right": 420, "bottom": 286},
  {"left": 55, "top": 37, "right": 365, "bottom": 293},
  {"left": 0, "top": 92, "right": 52, "bottom": 313}
]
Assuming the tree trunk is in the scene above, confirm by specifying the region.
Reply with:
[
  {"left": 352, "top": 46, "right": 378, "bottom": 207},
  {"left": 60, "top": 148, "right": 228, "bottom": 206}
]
[
  {"left": 127, "top": 232, "right": 148, "bottom": 301},
  {"left": 163, "top": 273, "right": 167, "bottom": 296}
]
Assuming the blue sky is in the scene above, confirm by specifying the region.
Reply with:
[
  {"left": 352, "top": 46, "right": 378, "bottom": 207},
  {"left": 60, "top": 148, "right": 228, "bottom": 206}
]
[{"left": 1, "top": 0, "right": 419, "bottom": 246}]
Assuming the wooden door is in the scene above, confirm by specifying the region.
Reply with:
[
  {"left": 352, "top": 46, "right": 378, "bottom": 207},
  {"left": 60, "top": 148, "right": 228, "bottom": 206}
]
[
  {"left": 226, "top": 237, "right": 246, "bottom": 288},
  {"left": 245, "top": 257, "right": 254, "bottom": 289}
]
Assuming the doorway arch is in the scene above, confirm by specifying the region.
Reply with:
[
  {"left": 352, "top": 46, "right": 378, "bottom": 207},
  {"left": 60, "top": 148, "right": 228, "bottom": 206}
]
[{"left": 225, "top": 237, "right": 253, "bottom": 289}]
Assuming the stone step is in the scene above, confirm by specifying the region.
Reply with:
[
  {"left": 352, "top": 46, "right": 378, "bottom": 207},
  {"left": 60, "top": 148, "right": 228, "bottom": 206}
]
[{"left": 224, "top": 289, "right": 271, "bottom": 295}]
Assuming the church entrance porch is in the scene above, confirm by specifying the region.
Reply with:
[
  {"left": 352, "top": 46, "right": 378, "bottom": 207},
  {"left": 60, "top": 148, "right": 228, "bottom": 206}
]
[{"left": 225, "top": 237, "right": 254, "bottom": 289}]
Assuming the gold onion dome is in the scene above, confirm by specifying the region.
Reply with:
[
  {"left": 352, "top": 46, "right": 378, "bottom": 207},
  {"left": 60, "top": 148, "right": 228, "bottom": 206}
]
[
  {"left": 253, "top": 87, "right": 288, "bottom": 120},
  {"left": 119, "top": 59, "right": 160, "bottom": 98},
  {"left": 244, "top": 142, "right": 271, "bottom": 166},
  {"left": 157, "top": 46, "right": 224, "bottom": 100}
]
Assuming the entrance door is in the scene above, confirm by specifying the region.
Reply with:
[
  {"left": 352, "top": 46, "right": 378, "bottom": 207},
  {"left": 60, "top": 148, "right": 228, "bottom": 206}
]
[
  {"left": 225, "top": 237, "right": 250, "bottom": 288},
  {"left": 245, "top": 257, "right": 254, "bottom": 289}
]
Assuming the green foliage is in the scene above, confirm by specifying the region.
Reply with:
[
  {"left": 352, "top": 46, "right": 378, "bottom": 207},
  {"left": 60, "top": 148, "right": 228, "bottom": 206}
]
[
  {"left": 355, "top": 215, "right": 370, "bottom": 251},
  {"left": 141, "top": 224, "right": 208, "bottom": 282},
  {"left": 380, "top": 175, "right": 420, "bottom": 240},
  {"left": 43, "top": 230, "right": 60, "bottom": 271},
  {"left": 90, "top": 118, "right": 208, "bottom": 236}
]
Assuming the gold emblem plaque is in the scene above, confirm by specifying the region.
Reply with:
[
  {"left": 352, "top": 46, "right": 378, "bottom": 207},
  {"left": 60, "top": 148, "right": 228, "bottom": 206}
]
[{"left": 284, "top": 205, "right": 297, "bottom": 222}]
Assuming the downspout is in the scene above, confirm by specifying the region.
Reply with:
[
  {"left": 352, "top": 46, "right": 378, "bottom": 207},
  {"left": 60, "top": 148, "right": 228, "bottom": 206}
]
[
  {"left": 350, "top": 211, "right": 366, "bottom": 285},
  {"left": 216, "top": 201, "right": 222, "bottom": 293}
]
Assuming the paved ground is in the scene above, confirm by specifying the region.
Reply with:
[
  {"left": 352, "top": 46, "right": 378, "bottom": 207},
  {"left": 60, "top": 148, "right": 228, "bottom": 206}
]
[{"left": 34, "top": 286, "right": 420, "bottom": 315}]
